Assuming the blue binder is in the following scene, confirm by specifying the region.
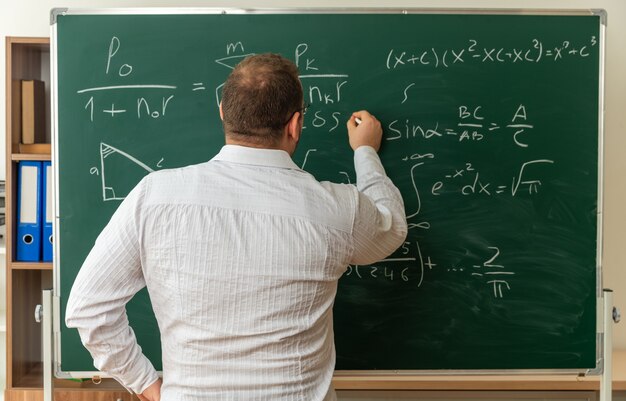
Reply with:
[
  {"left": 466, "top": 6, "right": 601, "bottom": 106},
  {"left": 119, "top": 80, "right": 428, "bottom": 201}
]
[
  {"left": 16, "top": 161, "right": 43, "bottom": 261},
  {"left": 42, "top": 161, "right": 53, "bottom": 262}
]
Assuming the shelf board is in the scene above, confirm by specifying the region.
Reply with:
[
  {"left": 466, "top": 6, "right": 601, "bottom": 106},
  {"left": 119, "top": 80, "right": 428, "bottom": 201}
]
[
  {"left": 11, "top": 262, "right": 53, "bottom": 271},
  {"left": 9, "top": 37, "right": 50, "bottom": 47},
  {"left": 11, "top": 153, "right": 51, "bottom": 161}
]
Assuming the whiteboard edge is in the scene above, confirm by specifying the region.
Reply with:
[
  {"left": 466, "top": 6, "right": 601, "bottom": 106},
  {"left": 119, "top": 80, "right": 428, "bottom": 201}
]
[
  {"left": 51, "top": 7, "right": 599, "bottom": 16},
  {"left": 592, "top": 9, "right": 607, "bottom": 25},
  {"left": 334, "top": 368, "right": 599, "bottom": 376},
  {"left": 60, "top": 368, "right": 601, "bottom": 379},
  {"left": 52, "top": 8, "right": 606, "bottom": 378},
  {"left": 50, "top": 21, "right": 69, "bottom": 380},
  {"left": 50, "top": 8, "right": 69, "bottom": 25},
  {"left": 593, "top": 10, "right": 608, "bottom": 377}
]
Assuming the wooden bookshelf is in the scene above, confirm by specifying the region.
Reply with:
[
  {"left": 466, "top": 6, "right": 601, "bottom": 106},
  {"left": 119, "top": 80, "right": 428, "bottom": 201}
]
[
  {"left": 5, "top": 36, "right": 52, "bottom": 400},
  {"left": 4, "top": 35, "right": 137, "bottom": 401}
]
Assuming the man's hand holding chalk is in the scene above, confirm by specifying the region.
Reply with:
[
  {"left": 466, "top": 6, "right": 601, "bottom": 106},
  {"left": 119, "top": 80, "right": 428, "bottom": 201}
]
[{"left": 346, "top": 110, "right": 382, "bottom": 152}]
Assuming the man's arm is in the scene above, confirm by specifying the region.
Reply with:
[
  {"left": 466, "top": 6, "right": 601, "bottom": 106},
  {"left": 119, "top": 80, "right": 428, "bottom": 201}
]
[
  {"left": 347, "top": 110, "right": 408, "bottom": 265},
  {"left": 65, "top": 179, "right": 159, "bottom": 397}
]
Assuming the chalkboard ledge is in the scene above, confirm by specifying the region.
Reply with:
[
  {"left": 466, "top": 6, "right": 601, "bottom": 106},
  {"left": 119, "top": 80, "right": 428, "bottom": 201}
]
[{"left": 333, "top": 351, "right": 626, "bottom": 391}]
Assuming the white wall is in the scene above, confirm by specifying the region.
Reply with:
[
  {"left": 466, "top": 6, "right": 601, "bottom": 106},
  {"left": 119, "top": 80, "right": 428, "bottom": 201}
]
[{"left": 1, "top": 0, "right": 624, "bottom": 353}]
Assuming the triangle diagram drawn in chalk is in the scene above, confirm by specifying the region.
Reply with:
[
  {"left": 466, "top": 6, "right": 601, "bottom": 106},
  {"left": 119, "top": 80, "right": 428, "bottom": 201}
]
[
  {"left": 215, "top": 53, "right": 255, "bottom": 69},
  {"left": 100, "top": 142, "right": 154, "bottom": 201}
]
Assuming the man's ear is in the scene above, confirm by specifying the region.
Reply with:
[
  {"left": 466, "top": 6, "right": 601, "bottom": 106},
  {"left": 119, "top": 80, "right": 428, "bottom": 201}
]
[
  {"left": 219, "top": 102, "right": 224, "bottom": 121},
  {"left": 286, "top": 111, "right": 301, "bottom": 143}
]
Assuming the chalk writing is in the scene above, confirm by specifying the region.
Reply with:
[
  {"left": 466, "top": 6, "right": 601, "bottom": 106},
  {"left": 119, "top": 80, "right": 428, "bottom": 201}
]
[
  {"left": 389, "top": 104, "right": 535, "bottom": 148},
  {"left": 344, "top": 243, "right": 513, "bottom": 298},
  {"left": 385, "top": 36, "right": 597, "bottom": 70},
  {"left": 419, "top": 159, "right": 554, "bottom": 198},
  {"left": 106, "top": 36, "right": 133, "bottom": 77},
  {"left": 75, "top": 33, "right": 575, "bottom": 305},
  {"left": 94, "top": 143, "right": 158, "bottom": 201}
]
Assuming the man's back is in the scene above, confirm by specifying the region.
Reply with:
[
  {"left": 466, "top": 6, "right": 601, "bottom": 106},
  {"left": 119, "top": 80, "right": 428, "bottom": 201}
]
[
  {"left": 67, "top": 144, "right": 406, "bottom": 400},
  {"left": 143, "top": 146, "right": 357, "bottom": 400}
]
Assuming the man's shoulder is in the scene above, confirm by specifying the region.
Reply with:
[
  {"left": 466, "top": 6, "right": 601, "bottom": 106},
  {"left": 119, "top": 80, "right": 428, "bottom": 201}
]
[
  {"left": 145, "top": 161, "right": 211, "bottom": 182},
  {"left": 139, "top": 161, "right": 212, "bottom": 200}
]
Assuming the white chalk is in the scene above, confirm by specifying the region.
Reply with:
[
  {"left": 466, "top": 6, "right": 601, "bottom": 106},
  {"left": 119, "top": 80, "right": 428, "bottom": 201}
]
[{"left": 355, "top": 117, "right": 362, "bottom": 125}]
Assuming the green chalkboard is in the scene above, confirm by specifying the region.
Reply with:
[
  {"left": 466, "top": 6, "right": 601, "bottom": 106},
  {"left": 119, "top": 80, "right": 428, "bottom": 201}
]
[{"left": 53, "top": 9, "right": 604, "bottom": 375}]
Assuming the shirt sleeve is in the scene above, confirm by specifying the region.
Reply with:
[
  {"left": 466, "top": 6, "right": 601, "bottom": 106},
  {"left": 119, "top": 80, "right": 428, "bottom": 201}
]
[
  {"left": 65, "top": 178, "right": 159, "bottom": 395},
  {"left": 350, "top": 146, "right": 408, "bottom": 265}
]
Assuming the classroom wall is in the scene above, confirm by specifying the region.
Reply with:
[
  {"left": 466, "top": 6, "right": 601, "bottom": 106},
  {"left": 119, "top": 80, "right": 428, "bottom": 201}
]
[{"left": 0, "top": 0, "right": 624, "bottom": 351}]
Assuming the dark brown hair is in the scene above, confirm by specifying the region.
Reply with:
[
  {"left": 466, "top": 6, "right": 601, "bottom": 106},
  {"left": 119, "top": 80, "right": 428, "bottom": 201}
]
[{"left": 221, "top": 53, "right": 303, "bottom": 145}]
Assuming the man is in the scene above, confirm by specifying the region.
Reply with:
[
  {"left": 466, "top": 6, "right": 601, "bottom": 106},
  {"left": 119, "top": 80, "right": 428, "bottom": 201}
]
[{"left": 66, "top": 53, "right": 407, "bottom": 401}]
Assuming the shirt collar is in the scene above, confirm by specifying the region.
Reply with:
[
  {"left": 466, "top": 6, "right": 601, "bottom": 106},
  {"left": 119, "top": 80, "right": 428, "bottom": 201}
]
[{"left": 211, "top": 144, "right": 301, "bottom": 170}]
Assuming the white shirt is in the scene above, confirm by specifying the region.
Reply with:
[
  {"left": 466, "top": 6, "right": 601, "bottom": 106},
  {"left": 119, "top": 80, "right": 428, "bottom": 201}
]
[{"left": 66, "top": 145, "right": 407, "bottom": 401}]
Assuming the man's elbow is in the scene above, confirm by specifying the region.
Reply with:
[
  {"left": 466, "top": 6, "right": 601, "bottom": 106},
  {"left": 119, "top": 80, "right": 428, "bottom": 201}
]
[
  {"left": 385, "top": 211, "right": 409, "bottom": 253},
  {"left": 65, "top": 293, "right": 89, "bottom": 331},
  {"left": 353, "top": 220, "right": 408, "bottom": 266},
  {"left": 394, "top": 222, "right": 408, "bottom": 253},
  {"left": 384, "top": 219, "right": 409, "bottom": 259},
  {"left": 65, "top": 296, "right": 78, "bottom": 328}
]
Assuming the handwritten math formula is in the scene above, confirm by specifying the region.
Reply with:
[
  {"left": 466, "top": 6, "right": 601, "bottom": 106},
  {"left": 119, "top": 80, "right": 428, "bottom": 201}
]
[
  {"left": 385, "top": 36, "right": 598, "bottom": 70},
  {"left": 72, "top": 31, "right": 595, "bottom": 301},
  {"left": 389, "top": 104, "right": 534, "bottom": 148},
  {"left": 346, "top": 242, "right": 514, "bottom": 299}
]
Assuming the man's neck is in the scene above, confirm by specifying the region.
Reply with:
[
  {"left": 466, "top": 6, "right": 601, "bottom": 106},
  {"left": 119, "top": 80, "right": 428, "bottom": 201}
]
[{"left": 225, "top": 136, "right": 294, "bottom": 155}]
